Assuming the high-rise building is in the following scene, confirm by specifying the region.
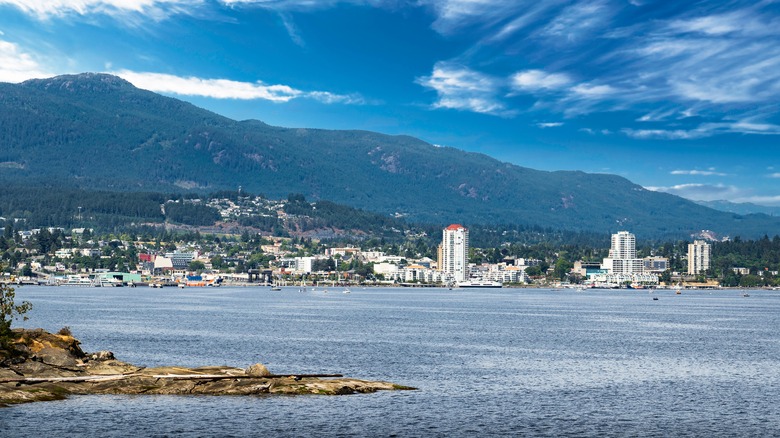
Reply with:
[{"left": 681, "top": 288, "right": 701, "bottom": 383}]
[
  {"left": 602, "top": 231, "right": 644, "bottom": 274},
  {"left": 610, "top": 231, "right": 636, "bottom": 259},
  {"left": 440, "top": 224, "right": 469, "bottom": 282},
  {"left": 688, "top": 240, "right": 711, "bottom": 275}
]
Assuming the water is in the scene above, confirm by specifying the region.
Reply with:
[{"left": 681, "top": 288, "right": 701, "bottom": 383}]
[{"left": 2, "top": 286, "right": 779, "bottom": 437}]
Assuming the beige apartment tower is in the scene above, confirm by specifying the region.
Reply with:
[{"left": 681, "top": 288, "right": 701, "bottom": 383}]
[{"left": 688, "top": 240, "right": 711, "bottom": 275}]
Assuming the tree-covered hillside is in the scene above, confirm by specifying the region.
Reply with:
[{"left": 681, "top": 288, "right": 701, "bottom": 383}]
[{"left": 2, "top": 73, "right": 779, "bottom": 239}]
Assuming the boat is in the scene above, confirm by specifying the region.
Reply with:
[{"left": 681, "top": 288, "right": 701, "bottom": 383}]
[
  {"left": 181, "top": 274, "right": 223, "bottom": 287},
  {"left": 343, "top": 288, "right": 351, "bottom": 294},
  {"left": 60, "top": 275, "right": 96, "bottom": 287},
  {"left": 456, "top": 280, "right": 502, "bottom": 288},
  {"left": 100, "top": 277, "right": 123, "bottom": 287},
  {"left": 742, "top": 292, "right": 750, "bottom": 297}
]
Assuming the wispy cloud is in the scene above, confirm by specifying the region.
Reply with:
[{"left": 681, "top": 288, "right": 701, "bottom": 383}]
[
  {"left": 540, "top": 0, "right": 610, "bottom": 42},
  {"left": 537, "top": 122, "right": 563, "bottom": 128},
  {"left": 623, "top": 119, "right": 780, "bottom": 139},
  {"left": 511, "top": 69, "right": 571, "bottom": 91},
  {"left": 114, "top": 70, "right": 365, "bottom": 104},
  {"left": 671, "top": 169, "right": 727, "bottom": 177},
  {"left": 415, "top": 1, "right": 780, "bottom": 137},
  {"left": 0, "top": 0, "right": 198, "bottom": 20},
  {"left": 220, "top": 0, "right": 381, "bottom": 8},
  {"left": 768, "top": 173, "right": 780, "bottom": 179},
  {"left": 416, "top": 62, "right": 513, "bottom": 116},
  {"left": 0, "top": 39, "right": 53, "bottom": 83}
]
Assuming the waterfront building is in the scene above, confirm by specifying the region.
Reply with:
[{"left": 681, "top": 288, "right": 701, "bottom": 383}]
[
  {"left": 440, "top": 224, "right": 469, "bottom": 282},
  {"left": 164, "top": 251, "right": 197, "bottom": 270},
  {"left": 643, "top": 256, "right": 669, "bottom": 273},
  {"left": 602, "top": 231, "right": 644, "bottom": 274},
  {"left": 276, "top": 256, "right": 318, "bottom": 273},
  {"left": 688, "top": 240, "right": 711, "bottom": 275}
]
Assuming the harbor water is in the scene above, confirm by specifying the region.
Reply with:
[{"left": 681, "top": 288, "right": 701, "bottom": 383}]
[{"left": 2, "top": 286, "right": 779, "bottom": 437}]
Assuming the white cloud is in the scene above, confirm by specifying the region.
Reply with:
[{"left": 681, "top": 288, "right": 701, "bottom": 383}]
[
  {"left": 511, "top": 69, "right": 571, "bottom": 91},
  {"left": 570, "top": 83, "right": 617, "bottom": 97},
  {"left": 623, "top": 128, "right": 703, "bottom": 140},
  {"left": 645, "top": 183, "right": 745, "bottom": 202},
  {"left": 114, "top": 70, "right": 365, "bottom": 104},
  {"left": 416, "top": 62, "right": 512, "bottom": 115},
  {"left": 623, "top": 118, "right": 780, "bottom": 140},
  {"left": 537, "top": 122, "right": 562, "bottom": 128},
  {"left": 0, "top": 0, "right": 197, "bottom": 20},
  {"left": 0, "top": 40, "right": 53, "bottom": 83},
  {"left": 222, "top": 0, "right": 343, "bottom": 5},
  {"left": 667, "top": 9, "right": 776, "bottom": 37},
  {"left": 422, "top": 0, "right": 506, "bottom": 34},
  {"left": 768, "top": 173, "right": 780, "bottom": 179},
  {"left": 648, "top": 183, "right": 780, "bottom": 206},
  {"left": 541, "top": 0, "right": 610, "bottom": 41},
  {"left": 415, "top": 2, "right": 780, "bottom": 135},
  {"left": 670, "top": 169, "right": 727, "bottom": 177}
]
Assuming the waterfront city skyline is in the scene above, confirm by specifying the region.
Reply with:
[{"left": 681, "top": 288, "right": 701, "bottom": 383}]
[{"left": 1, "top": 1, "right": 779, "bottom": 206}]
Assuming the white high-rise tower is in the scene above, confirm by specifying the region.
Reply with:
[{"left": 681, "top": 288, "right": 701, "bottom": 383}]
[
  {"left": 688, "top": 240, "right": 711, "bottom": 275},
  {"left": 602, "top": 231, "right": 644, "bottom": 274},
  {"left": 441, "top": 224, "right": 469, "bottom": 282}
]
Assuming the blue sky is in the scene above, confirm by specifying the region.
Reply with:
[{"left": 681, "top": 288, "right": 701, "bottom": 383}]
[{"left": 1, "top": 0, "right": 779, "bottom": 206}]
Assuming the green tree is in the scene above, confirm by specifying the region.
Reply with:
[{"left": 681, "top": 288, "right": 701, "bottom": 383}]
[
  {"left": 188, "top": 260, "right": 206, "bottom": 271},
  {"left": 0, "top": 282, "right": 32, "bottom": 357},
  {"left": 553, "top": 258, "right": 573, "bottom": 281}
]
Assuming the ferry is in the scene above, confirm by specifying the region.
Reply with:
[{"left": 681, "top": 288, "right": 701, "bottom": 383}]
[
  {"left": 59, "top": 275, "right": 96, "bottom": 287},
  {"left": 456, "top": 280, "right": 503, "bottom": 288},
  {"left": 182, "top": 274, "right": 223, "bottom": 287}
]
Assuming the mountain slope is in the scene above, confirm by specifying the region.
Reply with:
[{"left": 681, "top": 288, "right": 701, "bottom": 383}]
[
  {"left": 1, "top": 73, "right": 778, "bottom": 238},
  {"left": 696, "top": 200, "right": 780, "bottom": 217}
]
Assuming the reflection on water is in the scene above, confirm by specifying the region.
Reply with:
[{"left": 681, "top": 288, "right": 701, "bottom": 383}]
[{"left": 3, "top": 286, "right": 780, "bottom": 436}]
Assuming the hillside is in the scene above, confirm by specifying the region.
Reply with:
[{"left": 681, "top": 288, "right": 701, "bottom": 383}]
[
  {"left": 696, "top": 200, "right": 780, "bottom": 217},
  {"left": 1, "top": 73, "right": 779, "bottom": 239}
]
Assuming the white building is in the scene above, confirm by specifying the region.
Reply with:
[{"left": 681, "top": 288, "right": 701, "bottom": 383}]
[
  {"left": 602, "top": 231, "right": 644, "bottom": 274},
  {"left": 277, "top": 256, "right": 318, "bottom": 273},
  {"left": 688, "top": 240, "right": 711, "bottom": 275},
  {"left": 440, "top": 224, "right": 469, "bottom": 282}
]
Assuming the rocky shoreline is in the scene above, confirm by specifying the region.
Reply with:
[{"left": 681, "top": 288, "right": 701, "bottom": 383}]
[{"left": 0, "top": 328, "right": 414, "bottom": 406}]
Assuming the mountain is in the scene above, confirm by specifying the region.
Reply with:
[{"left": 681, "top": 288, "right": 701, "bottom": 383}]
[
  {"left": 696, "top": 200, "right": 780, "bottom": 217},
  {"left": 1, "top": 73, "right": 779, "bottom": 239}
]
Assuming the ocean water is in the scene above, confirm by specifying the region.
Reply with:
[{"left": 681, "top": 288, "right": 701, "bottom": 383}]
[{"left": 2, "top": 286, "right": 779, "bottom": 437}]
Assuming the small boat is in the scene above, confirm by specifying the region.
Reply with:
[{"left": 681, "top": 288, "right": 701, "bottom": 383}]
[
  {"left": 343, "top": 288, "right": 350, "bottom": 294},
  {"left": 270, "top": 286, "right": 281, "bottom": 291},
  {"left": 742, "top": 293, "right": 750, "bottom": 297},
  {"left": 653, "top": 297, "right": 659, "bottom": 301}
]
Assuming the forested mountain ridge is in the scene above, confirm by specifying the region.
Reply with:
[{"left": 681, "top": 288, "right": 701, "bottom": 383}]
[{"left": 1, "top": 73, "right": 779, "bottom": 239}]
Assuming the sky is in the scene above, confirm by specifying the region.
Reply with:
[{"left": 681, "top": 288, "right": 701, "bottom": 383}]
[{"left": 1, "top": 0, "right": 779, "bottom": 206}]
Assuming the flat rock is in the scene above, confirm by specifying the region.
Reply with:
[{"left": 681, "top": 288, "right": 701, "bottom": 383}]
[{"left": 1, "top": 329, "right": 414, "bottom": 406}]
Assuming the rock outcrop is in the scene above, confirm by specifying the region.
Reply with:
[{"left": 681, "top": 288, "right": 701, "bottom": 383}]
[{"left": 0, "top": 329, "right": 414, "bottom": 406}]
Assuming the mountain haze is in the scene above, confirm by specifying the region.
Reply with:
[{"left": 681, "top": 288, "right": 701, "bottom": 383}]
[{"left": 1, "top": 73, "right": 778, "bottom": 238}]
